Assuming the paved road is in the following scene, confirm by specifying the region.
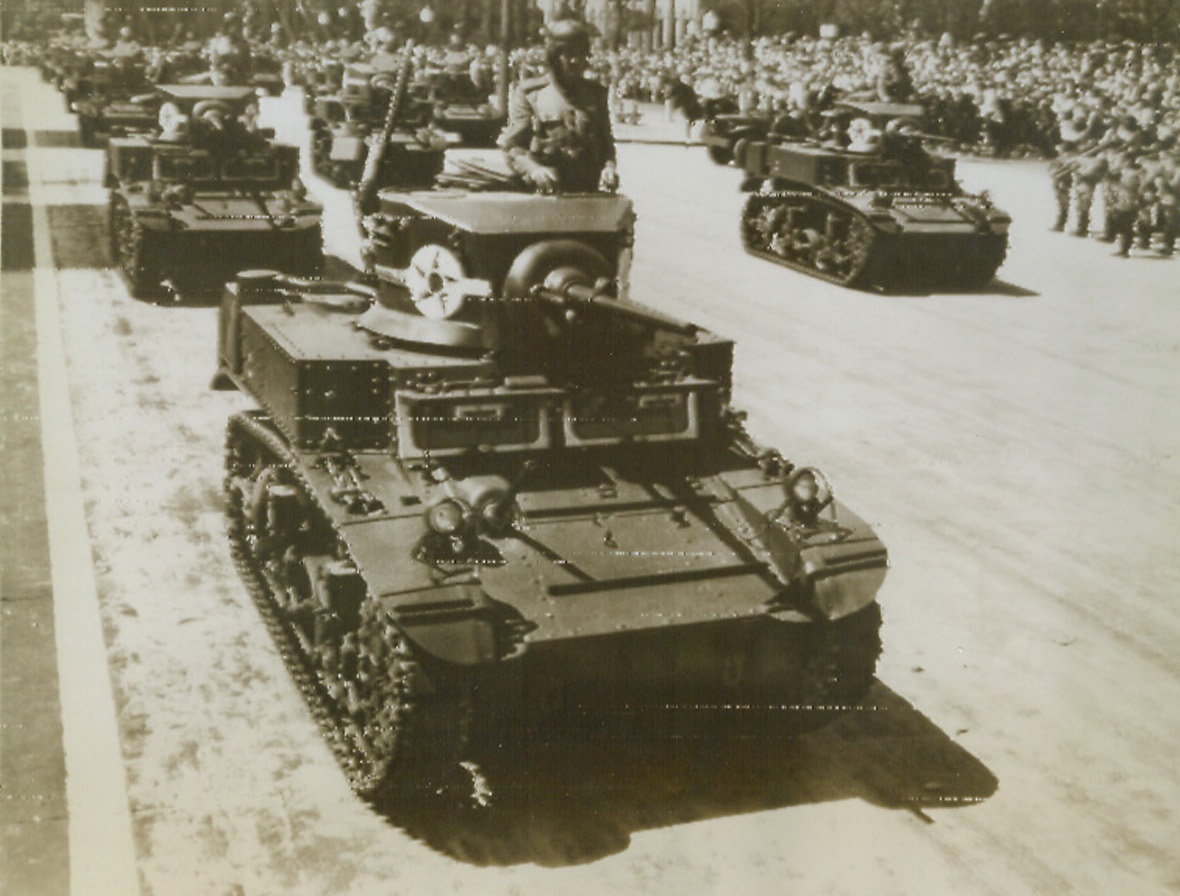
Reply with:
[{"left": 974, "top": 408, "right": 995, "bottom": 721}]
[{"left": 3, "top": 65, "right": 1179, "bottom": 896}]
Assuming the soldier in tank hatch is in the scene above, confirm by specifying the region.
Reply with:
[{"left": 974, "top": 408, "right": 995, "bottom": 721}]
[{"left": 498, "top": 19, "right": 618, "bottom": 194}]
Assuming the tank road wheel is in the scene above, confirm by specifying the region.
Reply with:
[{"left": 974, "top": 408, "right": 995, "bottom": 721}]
[
  {"left": 224, "top": 412, "right": 472, "bottom": 801},
  {"left": 740, "top": 194, "right": 779, "bottom": 253},
  {"left": 814, "top": 212, "right": 872, "bottom": 287}
]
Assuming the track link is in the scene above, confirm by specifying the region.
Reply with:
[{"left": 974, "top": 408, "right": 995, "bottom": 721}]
[
  {"left": 741, "top": 191, "right": 875, "bottom": 288},
  {"left": 224, "top": 411, "right": 471, "bottom": 800}
]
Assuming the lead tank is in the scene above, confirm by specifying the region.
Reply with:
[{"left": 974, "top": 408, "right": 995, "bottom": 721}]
[
  {"left": 214, "top": 189, "right": 887, "bottom": 798},
  {"left": 737, "top": 101, "right": 1011, "bottom": 290}
]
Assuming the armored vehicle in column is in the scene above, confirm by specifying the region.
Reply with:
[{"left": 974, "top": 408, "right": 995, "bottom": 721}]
[
  {"left": 213, "top": 185, "right": 889, "bottom": 799},
  {"left": 309, "top": 58, "right": 444, "bottom": 189},
  {"left": 71, "top": 51, "right": 158, "bottom": 147},
  {"left": 737, "top": 101, "right": 1011, "bottom": 290},
  {"left": 700, "top": 102, "right": 771, "bottom": 165},
  {"left": 105, "top": 85, "right": 323, "bottom": 299},
  {"left": 411, "top": 68, "right": 505, "bottom": 148}
]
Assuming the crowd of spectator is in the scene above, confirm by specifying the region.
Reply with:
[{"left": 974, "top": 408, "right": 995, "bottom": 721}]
[{"left": 590, "top": 33, "right": 1179, "bottom": 160}]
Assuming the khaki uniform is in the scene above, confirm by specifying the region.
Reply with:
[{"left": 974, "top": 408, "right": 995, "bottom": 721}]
[{"left": 499, "top": 73, "right": 615, "bottom": 192}]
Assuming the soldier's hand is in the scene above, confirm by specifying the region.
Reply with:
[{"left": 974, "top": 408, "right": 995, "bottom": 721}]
[
  {"left": 527, "top": 165, "right": 559, "bottom": 193},
  {"left": 599, "top": 160, "right": 619, "bottom": 193}
]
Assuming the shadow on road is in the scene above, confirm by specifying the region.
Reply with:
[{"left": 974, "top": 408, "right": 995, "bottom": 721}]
[
  {"left": 877, "top": 278, "right": 1038, "bottom": 299},
  {"left": 32, "top": 129, "right": 82, "bottom": 149},
  {"left": 973, "top": 278, "right": 1038, "bottom": 297},
  {"left": 378, "top": 680, "right": 996, "bottom": 867},
  {"left": 47, "top": 204, "right": 109, "bottom": 269}
]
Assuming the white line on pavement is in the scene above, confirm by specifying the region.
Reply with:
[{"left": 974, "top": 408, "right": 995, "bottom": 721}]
[{"left": 23, "top": 73, "right": 142, "bottom": 896}]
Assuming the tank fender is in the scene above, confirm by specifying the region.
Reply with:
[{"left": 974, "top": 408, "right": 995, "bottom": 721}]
[
  {"left": 377, "top": 583, "right": 500, "bottom": 666},
  {"left": 717, "top": 479, "right": 887, "bottom": 621},
  {"left": 800, "top": 533, "right": 888, "bottom": 621}
]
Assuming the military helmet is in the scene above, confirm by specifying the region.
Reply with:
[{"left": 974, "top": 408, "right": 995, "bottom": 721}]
[{"left": 545, "top": 18, "right": 591, "bottom": 56}]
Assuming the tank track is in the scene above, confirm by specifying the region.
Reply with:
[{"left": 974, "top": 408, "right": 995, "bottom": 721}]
[
  {"left": 741, "top": 191, "right": 1007, "bottom": 291},
  {"left": 741, "top": 191, "right": 875, "bottom": 289},
  {"left": 797, "top": 602, "right": 882, "bottom": 713},
  {"left": 224, "top": 411, "right": 472, "bottom": 800}
]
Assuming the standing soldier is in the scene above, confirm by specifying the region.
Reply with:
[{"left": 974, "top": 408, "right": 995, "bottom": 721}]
[
  {"left": 1051, "top": 113, "right": 1089, "bottom": 232},
  {"left": 498, "top": 19, "right": 618, "bottom": 194},
  {"left": 1104, "top": 151, "right": 1144, "bottom": 257},
  {"left": 1156, "top": 149, "right": 1180, "bottom": 257},
  {"left": 1072, "top": 142, "right": 1108, "bottom": 238}
]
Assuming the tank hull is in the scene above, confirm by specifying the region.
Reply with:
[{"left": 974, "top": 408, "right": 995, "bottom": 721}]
[
  {"left": 216, "top": 278, "right": 888, "bottom": 797},
  {"left": 741, "top": 190, "right": 1008, "bottom": 290},
  {"left": 738, "top": 129, "right": 1010, "bottom": 290},
  {"left": 110, "top": 201, "right": 322, "bottom": 298}
]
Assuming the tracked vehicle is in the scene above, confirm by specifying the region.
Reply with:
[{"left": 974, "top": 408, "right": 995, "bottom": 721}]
[
  {"left": 214, "top": 189, "right": 887, "bottom": 798},
  {"left": 737, "top": 101, "right": 1010, "bottom": 290},
  {"left": 412, "top": 69, "right": 504, "bottom": 148},
  {"left": 700, "top": 103, "right": 770, "bottom": 165},
  {"left": 105, "top": 85, "right": 322, "bottom": 299},
  {"left": 72, "top": 52, "right": 157, "bottom": 147},
  {"left": 309, "top": 59, "right": 444, "bottom": 189}
]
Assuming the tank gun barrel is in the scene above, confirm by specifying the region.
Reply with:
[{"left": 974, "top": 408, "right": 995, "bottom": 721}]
[{"left": 533, "top": 268, "right": 698, "bottom": 336}]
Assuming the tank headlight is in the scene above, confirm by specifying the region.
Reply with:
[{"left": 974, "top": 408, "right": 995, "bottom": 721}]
[
  {"left": 789, "top": 469, "right": 820, "bottom": 504},
  {"left": 290, "top": 176, "right": 307, "bottom": 199},
  {"left": 426, "top": 498, "right": 466, "bottom": 535},
  {"left": 783, "top": 466, "right": 833, "bottom": 527},
  {"left": 162, "top": 183, "right": 191, "bottom": 206}
]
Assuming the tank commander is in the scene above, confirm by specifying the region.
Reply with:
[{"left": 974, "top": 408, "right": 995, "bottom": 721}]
[{"left": 498, "top": 19, "right": 618, "bottom": 194}]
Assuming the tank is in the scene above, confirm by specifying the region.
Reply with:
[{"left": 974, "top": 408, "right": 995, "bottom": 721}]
[
  {"left": 700, "top": 104, "right": 770, "bottom": 165},
  {"left": 71, "top": 52, "right": 158, "bottom": 147},
  {"left": 411, "top": 69, "right": 505, "bottom": 148},
  {"left": 104, "top": 85, "right": 323, "bottom": 299},
  {"left": 308, "top": 59, "right": 444, "bottom": 189},
  {"left": 213, "top": 188, "right": 889, "bottom": 798},
  {"left": 736, "top": 101, "right": 1011, "bottom": 290}
]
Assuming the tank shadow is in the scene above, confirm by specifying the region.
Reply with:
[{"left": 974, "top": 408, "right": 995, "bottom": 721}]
[
  {"left": 32, "top": 129, "right": 82, "bottom": 149},
  {"left": 375, "top": 679, "right": 997, "bottom": 867},
  {"left": 46, "top": 204, "right": 110, "bottom": 269},
  {"left": 967, "top": 278, "right": 1038, "bottom": 297},
  {"left": 875, "top": 278, "right": 1038, "bottom": 298}
]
